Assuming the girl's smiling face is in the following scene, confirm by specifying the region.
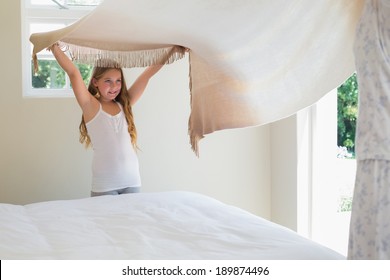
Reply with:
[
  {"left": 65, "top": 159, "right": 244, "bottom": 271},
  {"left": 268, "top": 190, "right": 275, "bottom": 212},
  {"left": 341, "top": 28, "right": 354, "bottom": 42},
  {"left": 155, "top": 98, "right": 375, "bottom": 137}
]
[{"left": 93, "top": 68, "right": 122, "bottom": 101}]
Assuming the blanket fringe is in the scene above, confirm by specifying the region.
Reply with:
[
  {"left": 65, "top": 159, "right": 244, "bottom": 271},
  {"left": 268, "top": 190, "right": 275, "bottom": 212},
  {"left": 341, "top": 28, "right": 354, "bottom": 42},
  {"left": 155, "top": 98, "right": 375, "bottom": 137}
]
[
  {"left": 63, "top": 42, "right": 186, "bottom": 68},
  {"left": 187, "top": 51, "right": 203, "bottom": 157},
  {"left": 33, "top": 54, "right": 39, "bottom": 73},
  {"left": 32, "top": 42, "right": 185, "bottom": 71},
  {"left": 189, "top": 132, "right": 203, "bottom": 157}
]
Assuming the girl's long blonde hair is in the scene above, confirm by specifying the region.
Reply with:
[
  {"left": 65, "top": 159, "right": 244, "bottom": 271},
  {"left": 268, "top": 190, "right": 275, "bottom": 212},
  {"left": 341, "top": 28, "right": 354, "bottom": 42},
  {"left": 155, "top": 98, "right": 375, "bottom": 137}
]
[{"left": 79, "top": 63, "right": 137, "bottom": 149}]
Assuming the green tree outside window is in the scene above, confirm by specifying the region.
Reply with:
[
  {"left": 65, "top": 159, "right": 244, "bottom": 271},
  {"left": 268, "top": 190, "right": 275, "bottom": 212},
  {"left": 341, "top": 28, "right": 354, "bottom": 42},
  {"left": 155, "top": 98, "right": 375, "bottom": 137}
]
[
  {"left": 31, "top": 60, "right": 93, "bottom": 89},
  {"left": 337, "top": 73, "right": 358, "bottom": 158}
]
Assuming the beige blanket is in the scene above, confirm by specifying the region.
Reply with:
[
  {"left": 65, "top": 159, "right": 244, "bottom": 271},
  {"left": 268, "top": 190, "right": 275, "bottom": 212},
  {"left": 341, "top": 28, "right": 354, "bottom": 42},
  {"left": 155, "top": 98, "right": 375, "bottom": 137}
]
[{"left": 30, "top": 0, "right": 364, "bottom": 154}]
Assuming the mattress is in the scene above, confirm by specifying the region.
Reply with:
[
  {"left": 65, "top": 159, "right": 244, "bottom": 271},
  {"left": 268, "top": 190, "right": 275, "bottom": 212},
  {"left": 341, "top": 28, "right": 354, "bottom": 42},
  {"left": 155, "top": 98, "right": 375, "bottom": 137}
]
[{"left": 0, "top": 191, "right": 343, "bottom": 259}]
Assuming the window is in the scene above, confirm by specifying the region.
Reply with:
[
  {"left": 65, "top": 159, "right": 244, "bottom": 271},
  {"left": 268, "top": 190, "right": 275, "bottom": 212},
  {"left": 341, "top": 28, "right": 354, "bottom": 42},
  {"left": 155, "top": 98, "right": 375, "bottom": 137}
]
[
  {"left": 309, "top": 74, "right": 357, "bottom": 255},
  {"left": 293, "top": 73, "right": 358, "bottom": 256},
  {"left": 21, "top": 0, "right": 101, "bottom": 97}
]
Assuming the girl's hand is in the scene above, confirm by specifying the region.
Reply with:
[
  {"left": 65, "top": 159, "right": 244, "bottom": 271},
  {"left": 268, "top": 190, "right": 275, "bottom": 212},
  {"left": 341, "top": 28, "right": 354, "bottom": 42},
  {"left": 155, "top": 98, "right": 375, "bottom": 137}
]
[
  {"left": 46, "top": 42, "right": 59, "bottom": 52},
  {"left": 46, "top": 42, "right": 68, "bottom": 53}
]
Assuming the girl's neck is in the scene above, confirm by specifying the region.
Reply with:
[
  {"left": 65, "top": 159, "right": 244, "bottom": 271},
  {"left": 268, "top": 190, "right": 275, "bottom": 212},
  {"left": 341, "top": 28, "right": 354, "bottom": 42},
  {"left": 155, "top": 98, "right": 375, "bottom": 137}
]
[{"left": 99, "top": 98, "right": 116, "bottom": 104}]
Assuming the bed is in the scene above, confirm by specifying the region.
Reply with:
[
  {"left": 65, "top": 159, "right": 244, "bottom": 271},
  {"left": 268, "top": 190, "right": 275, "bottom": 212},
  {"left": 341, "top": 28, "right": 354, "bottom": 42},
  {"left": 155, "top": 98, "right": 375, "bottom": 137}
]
[{"left": 0, "top": 191, "right": 343, "bottom": 260}]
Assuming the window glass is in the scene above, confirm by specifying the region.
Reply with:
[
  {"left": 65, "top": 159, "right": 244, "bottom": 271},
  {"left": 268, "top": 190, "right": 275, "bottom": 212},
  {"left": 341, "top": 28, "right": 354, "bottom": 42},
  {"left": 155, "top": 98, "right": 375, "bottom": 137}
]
[
  {"left": 67, "top": 0, "right": 101, "bottom": 6},
  {"left": 30, "top": 0, "right": 101, "bottom": 6},
  {"left": 30, "top": 0, "right": 56, "bottom": 5},
  {"left": 23, "top": 1, "right": 100, "bottom": 97}
]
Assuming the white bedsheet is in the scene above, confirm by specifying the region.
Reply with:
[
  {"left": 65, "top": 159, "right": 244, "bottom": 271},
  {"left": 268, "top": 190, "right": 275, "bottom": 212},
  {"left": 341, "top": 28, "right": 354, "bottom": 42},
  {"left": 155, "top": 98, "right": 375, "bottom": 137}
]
[{"left": 0, "top": 191, "right": 343, "bottom": 259}]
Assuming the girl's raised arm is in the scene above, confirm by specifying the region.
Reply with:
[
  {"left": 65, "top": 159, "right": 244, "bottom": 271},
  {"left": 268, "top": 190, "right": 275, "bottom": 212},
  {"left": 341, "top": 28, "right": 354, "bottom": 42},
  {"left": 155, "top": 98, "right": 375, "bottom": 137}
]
[{"left": 49, "top": 43, "right": 96, "bottom": 112}]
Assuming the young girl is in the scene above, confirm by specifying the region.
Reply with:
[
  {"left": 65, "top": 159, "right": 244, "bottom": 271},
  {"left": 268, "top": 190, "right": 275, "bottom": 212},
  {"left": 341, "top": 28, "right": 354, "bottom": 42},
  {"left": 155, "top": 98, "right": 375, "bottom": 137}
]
[{"left": 49, "top": 43, "right": 163, "bottom": 196}]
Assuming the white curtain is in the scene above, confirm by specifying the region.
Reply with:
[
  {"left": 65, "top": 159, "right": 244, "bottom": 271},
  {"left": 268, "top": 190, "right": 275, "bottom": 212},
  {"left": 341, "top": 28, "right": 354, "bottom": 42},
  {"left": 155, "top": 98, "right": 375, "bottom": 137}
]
[{"left": 348, "top": 0, "right": 390, "bottom": 259}]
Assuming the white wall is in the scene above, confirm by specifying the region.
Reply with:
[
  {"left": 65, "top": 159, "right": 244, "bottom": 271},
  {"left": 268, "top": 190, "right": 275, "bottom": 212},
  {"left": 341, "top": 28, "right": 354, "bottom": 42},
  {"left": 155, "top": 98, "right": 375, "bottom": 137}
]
[
  {"left": 0, "top": 0, "right": 271, "bottom": 218},
  {"left": 270, "top": 114, "right": 298, "bottom": 230},
  {"left": 269, "top": 110, "right": 315, "bottom": 233},
  {"left": 0, "top": 0, "right": 91, "bottom": 203}
]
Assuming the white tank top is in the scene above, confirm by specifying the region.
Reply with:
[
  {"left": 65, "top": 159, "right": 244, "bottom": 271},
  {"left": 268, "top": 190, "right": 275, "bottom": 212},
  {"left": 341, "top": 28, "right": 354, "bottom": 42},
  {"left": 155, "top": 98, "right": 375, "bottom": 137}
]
[{"left": 86, "top": 102, "right": 141, "bottom": 192}]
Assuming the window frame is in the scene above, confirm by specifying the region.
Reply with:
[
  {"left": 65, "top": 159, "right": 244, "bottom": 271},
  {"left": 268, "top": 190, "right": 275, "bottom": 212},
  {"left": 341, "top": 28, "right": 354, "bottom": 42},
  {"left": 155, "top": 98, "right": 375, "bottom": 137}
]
[
  {"left": 21, "top": 0, "right": 96, "bottom": 98},
  {"left": 302, "top": 88, "right": 355, "bottom": 255}
]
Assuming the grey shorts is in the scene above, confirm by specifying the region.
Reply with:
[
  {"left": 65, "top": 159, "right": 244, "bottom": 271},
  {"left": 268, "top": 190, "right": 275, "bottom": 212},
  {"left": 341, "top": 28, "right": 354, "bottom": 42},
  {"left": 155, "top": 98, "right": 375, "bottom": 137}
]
[{"left": 91, "top": 187, "right": 140, "bottom": 197}]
